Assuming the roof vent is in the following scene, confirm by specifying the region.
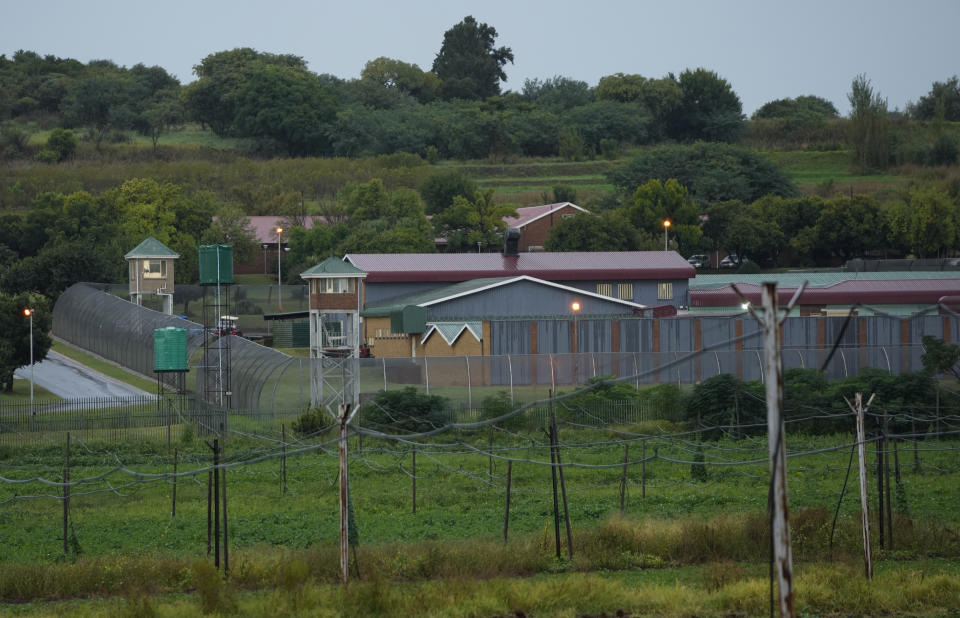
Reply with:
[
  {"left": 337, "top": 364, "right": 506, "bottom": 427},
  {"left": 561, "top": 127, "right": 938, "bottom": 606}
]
[{"left": 503, "top": 228, "right": 521, "bottom": 257}]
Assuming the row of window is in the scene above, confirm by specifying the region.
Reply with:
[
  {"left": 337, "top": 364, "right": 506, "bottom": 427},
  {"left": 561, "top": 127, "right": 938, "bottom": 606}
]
[
  {"left": 309, "top": 278, "right": 357, "bottom": 294},
  {"left": 595, "top": 282, "right": 673, "bottom": 301}
]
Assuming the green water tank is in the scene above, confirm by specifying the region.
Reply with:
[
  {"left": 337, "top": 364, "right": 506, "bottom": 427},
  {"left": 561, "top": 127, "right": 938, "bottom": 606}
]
[
  {"left": 154, "top": 327, "right": 188, "bottom": 372},
  {"left": 198, "top": 245, "right": 234, "bottom": 284}
]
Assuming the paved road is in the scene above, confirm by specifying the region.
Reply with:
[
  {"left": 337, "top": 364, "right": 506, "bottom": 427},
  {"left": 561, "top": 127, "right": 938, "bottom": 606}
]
[{"left": 14, "top": 351, "right": 155, "bottom": 400}]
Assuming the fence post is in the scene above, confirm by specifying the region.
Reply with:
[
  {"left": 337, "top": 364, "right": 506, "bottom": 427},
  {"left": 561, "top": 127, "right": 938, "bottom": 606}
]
[
  {"left": 619, "top": 443, "right": 629, "bottom": 515},
  {"left": 212, "top": 438, "right": 220, "bottom": 569},
  {"left": 847, "top": 392, "right": 875, "bottom": 580},
  {"left": 206, "top": 470, "right": 212, "bottom": 557},
  {"left": 883, "top": 414, "right": 893, "bottom": 551},
  {"left": 172, "top": 448, "right": 178, "bottom": 518},
  {"left": 63, "top": 432, "right": 70, "bottom": 555},
  {"left": 503, "top": 459, "right": 512, "bottom": 543},
  {"left": 221, "top": 424, "right": 229, "bottom": 577},
  {"left": 488, "top": 426, "right": 494, "bottom": 478},
  {"left": 412, "top": 447, "right": 417, "bottom": 515},
  {"left": 551, "top": 403, "right": 573, "bottom": 559},
  {"left": 642, "top": 439, "right": 647, "bottom": 501},
  {"left": 281, "top": 424, "right": 287, "bottom": 496},
  {"left": 548, "top": 390, "right": 561, "bottom": 559}
]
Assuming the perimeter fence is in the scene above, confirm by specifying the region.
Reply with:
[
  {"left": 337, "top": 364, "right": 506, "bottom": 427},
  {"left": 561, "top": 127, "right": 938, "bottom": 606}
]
[{"left": 52, "top": 283, "right": 947, "bottom": 411}]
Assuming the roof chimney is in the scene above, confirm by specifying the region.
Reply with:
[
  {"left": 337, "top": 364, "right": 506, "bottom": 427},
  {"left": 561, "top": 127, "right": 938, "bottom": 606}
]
[{"left": 503, "top": 227, "right": 520, "bottom": 257}]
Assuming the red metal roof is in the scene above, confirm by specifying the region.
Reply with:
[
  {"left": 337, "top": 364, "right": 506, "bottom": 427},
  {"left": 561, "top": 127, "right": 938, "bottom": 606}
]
[
  {"left": 691, "top": 279, "right": 960, "bottom": 307},
  {"left": 503, "top": 202, "right": 589, "bottom": 229},
  {"left": 344, "top": 251, "right": 695, "bottom": 283}
]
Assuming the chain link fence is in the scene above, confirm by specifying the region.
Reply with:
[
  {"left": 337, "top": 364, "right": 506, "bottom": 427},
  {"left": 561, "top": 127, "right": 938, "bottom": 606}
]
[{"left": 53, "top": 283, "right": 935, "bottom": 412}]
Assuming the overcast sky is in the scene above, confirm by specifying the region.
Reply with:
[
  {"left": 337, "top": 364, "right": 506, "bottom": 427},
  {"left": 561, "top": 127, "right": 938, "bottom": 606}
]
[{"left": 3, "top": 0, "right": 958, "bottom": 115}]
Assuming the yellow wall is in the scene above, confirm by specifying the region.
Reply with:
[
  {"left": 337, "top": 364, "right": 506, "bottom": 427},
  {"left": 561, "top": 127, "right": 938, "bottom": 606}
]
[{"left": 364, "top": 316, "right": 486, "bottom": 358}]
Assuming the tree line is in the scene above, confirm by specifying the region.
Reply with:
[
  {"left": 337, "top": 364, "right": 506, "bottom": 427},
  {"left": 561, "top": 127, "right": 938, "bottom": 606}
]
[{"left": 2, "top": 17, "right": 959, "bottom": 163}]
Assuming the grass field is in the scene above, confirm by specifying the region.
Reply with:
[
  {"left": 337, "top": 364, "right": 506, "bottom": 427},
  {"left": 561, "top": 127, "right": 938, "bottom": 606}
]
[
  {"left": 0, "top": 379, "right": 61, "bottom": 403},
  {"left": 0, "top": 421, "right": 958, "bottom": 614}
]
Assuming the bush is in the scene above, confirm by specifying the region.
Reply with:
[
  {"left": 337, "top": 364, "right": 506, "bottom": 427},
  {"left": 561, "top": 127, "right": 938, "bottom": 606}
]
[
  {"left": 928, "top": 134, "right": 959, "bottom": 166},
  {"left": 480, "top": 390, "right": 527, "bottom": 430},
  {"left": 360, "top": 387, "right": 450, "bottom": 432},
  {"left": 736, "top": 259, "right": 761, "bottom": 274},
  {"left": 607, "top": 142, "right": 796, "bottom": 202},
  {"left": 291, "top": 408, "right": 331, "bottom": 438}
]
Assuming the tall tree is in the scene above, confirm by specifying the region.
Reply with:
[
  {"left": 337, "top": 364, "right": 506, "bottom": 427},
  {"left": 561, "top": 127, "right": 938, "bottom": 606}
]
[
  {"left": 669, "top": 68, "right": 744, "bottom": 142},
  {"left": 432, "top": 16, "right": 514, "bottom": 100},
  {"left": 848, "top": 74, "right": 890, "bottom": 171},
  {"left": 433, "top": 188, "right": 516, "bottom": 252},
  {"left": 0, "top": 292, "right": 52, "bottom": 392}
]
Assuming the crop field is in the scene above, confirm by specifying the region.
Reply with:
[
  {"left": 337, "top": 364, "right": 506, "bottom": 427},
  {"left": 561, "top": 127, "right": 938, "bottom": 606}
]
[{"left": 2, "top": 403, "right": 959, "bottom": 615}]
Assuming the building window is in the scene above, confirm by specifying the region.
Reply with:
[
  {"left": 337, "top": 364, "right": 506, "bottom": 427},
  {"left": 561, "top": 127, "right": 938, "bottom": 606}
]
[
  {"left": 657, "top": 282, "right": 673, "bottom": 300},
  {"left": 618, "top": 283, "right": 633, "bottom": 300},
  {"left": 143, "top": 260, "right": 166, "bottom": 279},
  {"left": 562, "top": 213, "right": 575, "bottom": 220},
  {"left": 322, "top": 278, "right": 355, "bottom": 293},
  {"left": 596, "top": 283, "right": 612, "bottom": 297}
]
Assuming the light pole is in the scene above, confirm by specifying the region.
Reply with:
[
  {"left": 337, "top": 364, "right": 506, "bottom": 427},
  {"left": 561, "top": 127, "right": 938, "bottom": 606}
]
[
  {"left": 663, "top": 220, "right": 671, "bottom": 251},
  {"left": 23, "top": 308, "right": 33, "bottom": 413},
  {"left": 276, "top": 227, "right": 283, "bottom": 312},
  {"left": 262, "top": 243, "right": 269, "bottom": 276},
  {"left": 571, "top": 301, "right": 581, "bottom": 354}
]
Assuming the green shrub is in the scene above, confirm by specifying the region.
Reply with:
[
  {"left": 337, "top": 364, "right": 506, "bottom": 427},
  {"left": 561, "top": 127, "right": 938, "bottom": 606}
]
[
  {"left": 736, "top": 259, "right": 761, "bottom": 274},
  {"left": 291, "top": 408, "right": 331, "bottom": 438},
  {"left": 360, "top": 387, "right": 450, "bottom": 432}
]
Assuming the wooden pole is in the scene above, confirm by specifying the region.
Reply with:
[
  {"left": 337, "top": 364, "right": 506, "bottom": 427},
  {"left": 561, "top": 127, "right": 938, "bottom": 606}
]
[
  {"left": 281, "top": 424, "right": 287, "bottom": 496},
  {"left": 412, "top": 447, "right": 417, "bottom": 515},
  {"left": 848, "top": 392, "right": 875, "bottom": 580},
  {"left": 883, "top": 417, "right": 893, "bottom": 551},
  {"left": 488, "top": 426, "right": 494, "bottom": 478},
  {"left": 220, "top": 423, "right": 229, "bottom": 576},
  {"left": 338, "top": 403, "right": 349, "bottom": 585},
  {"left": 912, "top": 420, "right": 920, "bottom": 473},
  {"left": 642, "top": 440, "right": 647, "bottom": 500},
  {"left": 552, "top": 407, "right": 574, "bottom": 559},
  {"left": 548, "top": 390, "right": 561, "bottom": 559},
  {"left": 619, "top": 443, "right": 629, "bottom": 515},
  {"left": 172, "top": 448, "right": 178, "bottom": 518},
  {"left": 876, "top": 428, "right": 884, "bottom": 549},
  {"left": 213, "top": 438, "right": 220, "bottom": 569},
  {"left": 760, "top": 282, "right": 794, "bottom": 617},
  {"left": 206, "top": 470, "right": 212, "bottom": 557},
  {"left": 63, "top": 432, "right": 70, "bottom": 555},
  {"left": 503, "top": 459, "right": 512, "bottom": 543}
]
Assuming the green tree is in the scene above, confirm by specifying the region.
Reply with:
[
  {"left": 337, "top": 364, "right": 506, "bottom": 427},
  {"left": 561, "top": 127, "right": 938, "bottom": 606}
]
[
  {"left": 432, "top": 16, "right": 514, "bottom": 100},
  {"left": 358, "top": 56, "right": 439, "bottom": 107},
  {"left": 848, "top": 74, "right": 890, "bottom": 171},
  {"left": 183, "top": 48, "right": 308, "bottom": 137},
  {"left": 0, "top": 293, "right": 52, "bottom": 392},
  {"left": 607, "top": 142, "right": 796, "bottom": 203},
  {"left": 522, "top": 76, "right": 593, "bottom": 111},
  {"left": 909, "top": 76, "right": 960, "bottom": 121},
  {"left": 234, "top": 64, "right": 338, "bottom": 156},
  {"left": 921, "top": 335, "right": 960, "bottom": 379},
  {"left": 35, "top": 127, "right": 77, "bottom": 163},
  {"left": 433, "top": 189, "right": 516, "bottom": 252},
  {"left": 752, "top": 95, "right": 839, "bottom": 121},
  {"left": 904, "top": 185, "right": 958, "bottom": 257},
  {"left": 669, "top": 68, "right": 744, "bottom": 142},
  {"left": 102, "top": 178, "right": 179, "bottom": 247},
  {"left": 808, "top": 195, "right": 886, "bottom": 261},
  {"left": 140, "top": 87, "right": 184, "bottom": 152},
  {"left": 544, "top": 210, "right": 650, "bottom": 252},
  {"left": 419, "top": 171, "right": 478, "bottom": 215},
  {"left": 201, "top": 204, "right": 259, "bottom": 265},
  {"left": 626, "top": 178, "right": 699, "bottom": 234}
]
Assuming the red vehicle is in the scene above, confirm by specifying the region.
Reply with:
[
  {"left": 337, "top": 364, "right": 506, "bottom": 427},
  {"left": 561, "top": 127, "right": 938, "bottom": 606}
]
[{"left": 215, "top": 315, "right": 243, "bottom": 337}]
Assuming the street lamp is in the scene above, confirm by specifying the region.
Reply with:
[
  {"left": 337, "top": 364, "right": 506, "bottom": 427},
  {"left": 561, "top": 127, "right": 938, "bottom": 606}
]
[
  {"left": 663, "top": 220, "right": 671, "bottom": 251},
  {"left": 23, "top": 308, "right": 33, "bottom": 413},
  {"left": 276, "top": 227, "right": 283, "bottom": 312},
  {"left": 262, "top": 243, "right": 269, "bottom": 276}
]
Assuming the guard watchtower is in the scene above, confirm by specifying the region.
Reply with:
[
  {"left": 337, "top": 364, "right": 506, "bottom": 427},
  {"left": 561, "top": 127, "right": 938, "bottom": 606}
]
[
  {"left": 301, "top": 257, "right": 367, "bottom": 413},
  {"left": 125, "top": 237, "right": 179, "bottom": 314}
]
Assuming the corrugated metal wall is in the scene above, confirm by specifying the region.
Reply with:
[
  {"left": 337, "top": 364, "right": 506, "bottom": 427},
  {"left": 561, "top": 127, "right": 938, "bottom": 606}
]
[{"left": 489, "top": 314, "right": 953, "bottom": 357}]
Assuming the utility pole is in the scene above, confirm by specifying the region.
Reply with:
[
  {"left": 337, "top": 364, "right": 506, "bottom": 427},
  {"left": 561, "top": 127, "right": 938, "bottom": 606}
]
[
  {"left": 845, "top": 392, "right": 876, "bottom": 580},
  {"left": 734, "top": 281, "right": 803, "bottom": 618},
  {"left": 759, "top": 282, "right": 795, "bottom": 618}
]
